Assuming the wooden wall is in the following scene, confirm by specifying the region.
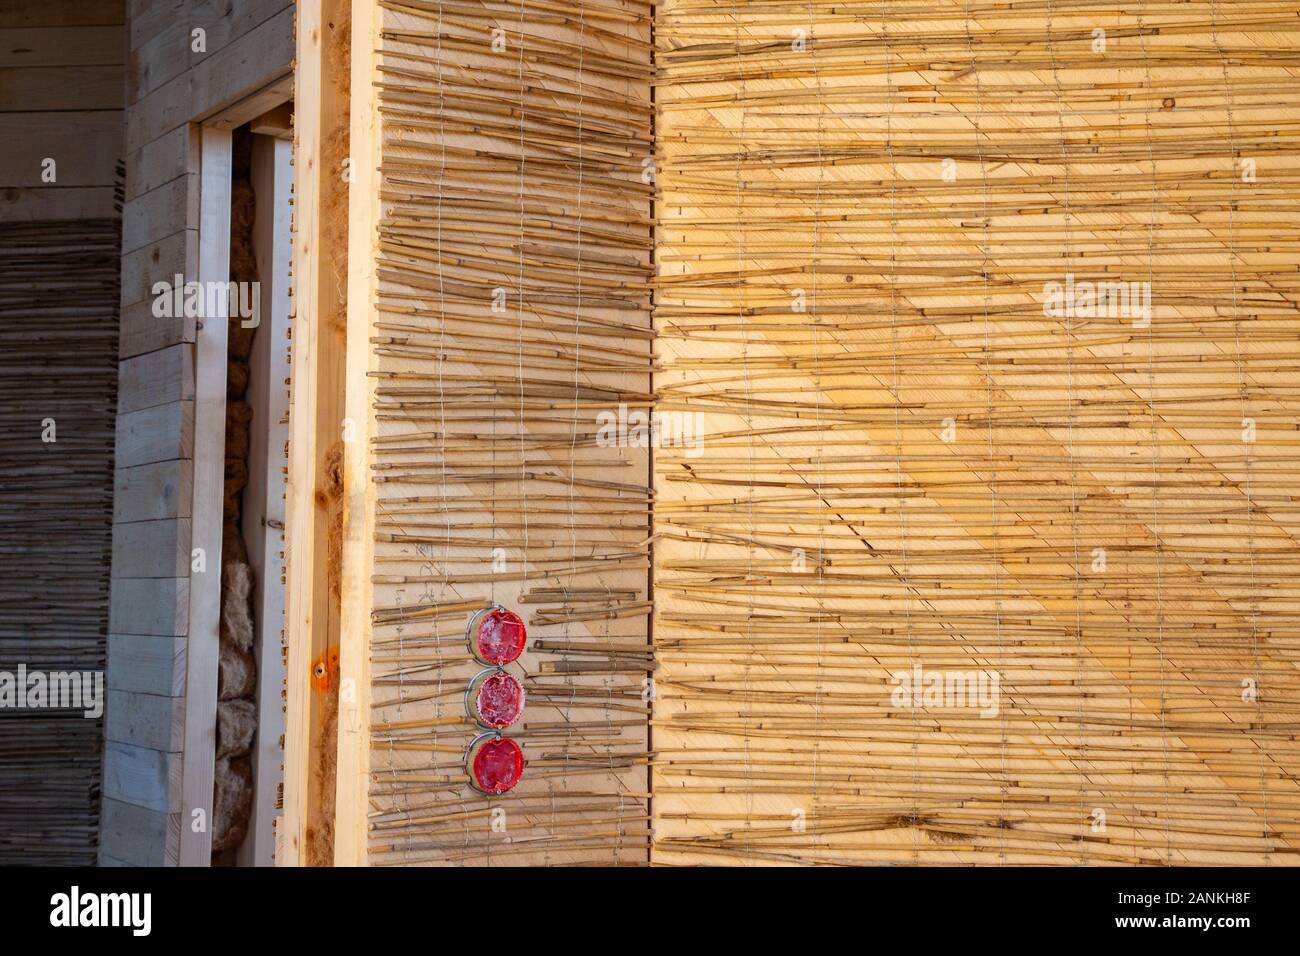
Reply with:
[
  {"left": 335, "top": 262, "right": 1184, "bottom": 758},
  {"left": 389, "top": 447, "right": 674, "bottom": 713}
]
[
  {"left": 0, "top": 0, "right": 124, "bottom": 866},
  {"left": 101, "top": 0, "right": 292, "bottom": 867},
  {"left": 327, "top": 0, "right": 655, "bottom": 865},
  {"left": 651, "top": 0, "right": 1300, "bottom": 864},
  {"left": 0, "top": 0, "right": 124, "bottom": 221}
]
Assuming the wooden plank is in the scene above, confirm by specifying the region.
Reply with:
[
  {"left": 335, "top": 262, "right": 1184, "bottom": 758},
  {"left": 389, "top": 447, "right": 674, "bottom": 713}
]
[
  {"left": 106, "top": 689, "right": 186, "bottom": 751},
  {"left": 106, "top": 633, "right": 187, "bottom": 695},
  {"left": 281, "top": 0, "right": 350, "bottom": 869},
  {"left": 334, "top": 0, "right": 381, "bottom": 868},
  {"left": 0, "top": 111, "right": 121, "bottom": 187},
  {"left": 0, "top": 185, "right": 118, "bottom": 220},
  {"left": 114, "top": 400, "right": 194, "bottom": 468},
  {"left": 0, "top": 65, "right": 122, "bottom": 110},
  {"left": 0, "top": 25, "right": 125, "bottom": 66},
  {"left": 280, "top": 0, "right": 323, "bottom": 870},
  {"left": 177, "top": 124, "right": 231, "bottom": 867},
  {"left": 128, "top": 0, "right": 204, "bottom": 50},
  {"left": 114, "top": 460, "right": 194, "bottom": 523},
  {"left": 102, "top": 741, "right": 176, "bottom": 813},
  {"left": 0, "top": 0, "right": 124, "bottom": 30},
  {"left": 111, "top": 518, "right": 191, "bottom": 578},
  {"left": 248, "top": 102, "right": 292, "bottom": 139},
  {"left": 120, "top": 229, "right": 195, "bottom": 308},
  {"left": 108, "top": 577, "right": 188, "bottom": 637},
  {"left": 239, "top": 132, "right": 292, "bottom": 868},
  {"left": 125, "top": 124, "right": 197, "bottom": 202},
  {"left": 122, "top": 174, "right": 197, "bottom": 255},
  {"left": 117, "top": 343, "right": 194, "bottom": 413},
  {"left": 99, "top": 798, "right": 170, "bottom": 867},
  {"left": 119, "top": 297, "right": 195, "bottom": 359}
]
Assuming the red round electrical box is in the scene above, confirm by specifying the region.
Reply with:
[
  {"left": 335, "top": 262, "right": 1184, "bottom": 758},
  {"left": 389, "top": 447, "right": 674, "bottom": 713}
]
[
  {"left": 467, "top": 605, "right": 526, "bottom": 666},
  {"left": 466, "top": 733, "right": 525, "bottom": 794},
  {"left": 467, "top": 668, "right": 525, "bottom": 730}
]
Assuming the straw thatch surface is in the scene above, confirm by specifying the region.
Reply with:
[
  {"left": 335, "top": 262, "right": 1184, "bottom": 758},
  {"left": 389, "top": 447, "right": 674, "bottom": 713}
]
[
  {"left": 0, "top": 219, "right": 118, "bottom": 865},
  {"left": 655, "top": 0, "right": 1300, "bottom": 868},
  {"left": 651, "top": 0, "right": 1300, "bottom": 864},
  {"left": 353, "top": 0, "right": 654, "bottom": 865},
  {"left": 328, "top": 0, "right": 1300, "bottom": 865}
]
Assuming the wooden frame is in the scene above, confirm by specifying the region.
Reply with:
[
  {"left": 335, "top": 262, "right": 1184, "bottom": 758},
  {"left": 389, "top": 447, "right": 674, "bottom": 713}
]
[
  {"left": 178, "top": 123, "right": 231, "bottom": 867},
  {"left": 179, "top": 104, "right": 294, "bottom": 870},
  {"left": 333, "top": 0, "right": 382, "bottom": 867},
  {"left": 240, "top": 132, "right": 294, "bottom": 867},
  {"left": 281, "top": 0, "right": 352, "bottom": 866}
]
